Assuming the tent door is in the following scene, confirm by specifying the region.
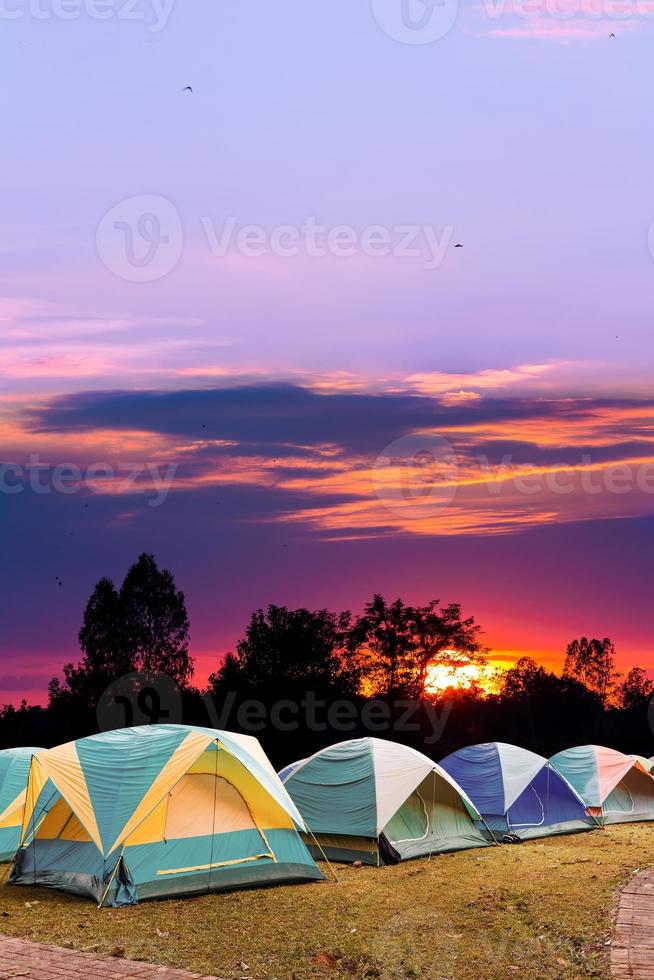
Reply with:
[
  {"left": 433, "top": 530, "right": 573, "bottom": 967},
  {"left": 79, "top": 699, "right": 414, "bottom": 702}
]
[{"left": 158, "top": 773, "right": 273, "bottom": 888}]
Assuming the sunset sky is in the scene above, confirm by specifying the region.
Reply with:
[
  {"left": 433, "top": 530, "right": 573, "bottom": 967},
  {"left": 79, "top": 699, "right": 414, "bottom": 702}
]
[{"left": 2, "top": 0, "right": 654, "bottom": 703}]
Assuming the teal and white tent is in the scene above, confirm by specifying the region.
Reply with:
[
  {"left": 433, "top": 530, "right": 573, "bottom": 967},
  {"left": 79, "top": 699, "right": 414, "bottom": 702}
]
[
  {"left": 550, "top": 745, "right": 654, "bottom": 825},
  {"left": 0, "top": 747, "right": 43, "bottom": 862},
  {"left": 280, "top": 738, "right": 489, "bottom": 865}
]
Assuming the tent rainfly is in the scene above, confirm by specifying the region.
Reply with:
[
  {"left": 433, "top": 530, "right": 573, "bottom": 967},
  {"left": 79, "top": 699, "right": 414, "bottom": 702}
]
[
  {"left": 10, "top": 725, "right": 323, "bottom": 906},
  {"left": 439, "top": 742, "right": 596, "bottom": 841},
  {"left": 280, "top": 737, "right": 490, "bottom": 865},
  {"left": 549, "top": 745, "right": 654, "bottom": 825},
  {"left": 0, "top": 747, "right": 43, "bottom": 862}
]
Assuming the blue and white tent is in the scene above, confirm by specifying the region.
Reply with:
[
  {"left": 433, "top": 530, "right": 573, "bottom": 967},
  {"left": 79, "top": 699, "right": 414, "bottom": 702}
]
[{"left": 439, "top": 742, "right": 596, "bottom": 841}]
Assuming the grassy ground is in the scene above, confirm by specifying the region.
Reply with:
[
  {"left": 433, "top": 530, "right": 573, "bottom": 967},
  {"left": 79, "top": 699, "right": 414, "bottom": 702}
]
[{"left": 0, "top": 825, "right": 652, "bottom": 979}]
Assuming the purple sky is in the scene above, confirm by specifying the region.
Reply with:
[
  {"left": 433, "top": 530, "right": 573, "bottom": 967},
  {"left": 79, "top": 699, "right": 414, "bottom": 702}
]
[{"left": 2, "top": 0, "right": 654, "bottom": 703}]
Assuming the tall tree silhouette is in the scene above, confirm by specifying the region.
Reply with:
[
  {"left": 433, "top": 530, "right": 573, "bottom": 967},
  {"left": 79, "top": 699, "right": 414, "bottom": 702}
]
[
  {"left": 411, "top": 601, "right": 485, "bottom": 696},
  {"left": 49, "top": 577, "right": 128, "bottom": 708},
  {"left": 49, "top": 554, "right": 192, "bottom": 712},
  {"left": 349, "top": 595, "right": 485, "bottom": 698},
  {"left": 348, "top": 596, "right": 417, "bottom": 697},
  {"left": 209, "top": 605, "right": 356, "bottom": 695},
  {"left": 119, "top": 554, "right": 192, "bottom": 686},
  {"left": 562, "top": 637, "right": 621, "bottom": 707},
  {"left": 620, "top": 667, "right": 653, "bottom": 709}
]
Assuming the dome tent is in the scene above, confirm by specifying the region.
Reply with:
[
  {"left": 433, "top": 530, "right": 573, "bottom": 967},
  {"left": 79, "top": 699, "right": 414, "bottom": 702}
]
[
  {"left": 439, "top": 742, "right": 596, "bottom": 841},
  {"left": 10, "top": 725, "right": 323, "bottom": 906},
  {"left": 0, "top": 747, "right": 43, "bottom": 862},
  {"left": 549, "top": 745, "right": 654, "bottom": 825},
  {"left": 280, "top": 737, "right": 490, "bottom": 865}
]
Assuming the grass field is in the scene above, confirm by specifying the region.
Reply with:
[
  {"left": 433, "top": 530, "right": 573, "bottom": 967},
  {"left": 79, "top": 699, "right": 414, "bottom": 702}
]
[{"left": 0, "top": 825, "right": 651, "bottom": 979}]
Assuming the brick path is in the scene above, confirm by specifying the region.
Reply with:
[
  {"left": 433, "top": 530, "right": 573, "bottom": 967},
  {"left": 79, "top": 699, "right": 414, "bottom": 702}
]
[
  {"left": 0, "top": 934, "right": 225, "bottom": 979},
  {"left": 611, "top": 867, "right": 654, "bottom": 978}
]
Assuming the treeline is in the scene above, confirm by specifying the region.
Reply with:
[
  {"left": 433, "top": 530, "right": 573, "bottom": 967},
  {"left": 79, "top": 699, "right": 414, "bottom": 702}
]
[{"left": 1, "top": 554, "right": 652, "bottom": 766}]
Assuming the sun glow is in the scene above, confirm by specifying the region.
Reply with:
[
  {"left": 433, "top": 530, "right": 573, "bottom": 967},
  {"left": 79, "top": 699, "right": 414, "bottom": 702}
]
[{"left": 424, "top": 653, "right": 485, "bottom": 694}]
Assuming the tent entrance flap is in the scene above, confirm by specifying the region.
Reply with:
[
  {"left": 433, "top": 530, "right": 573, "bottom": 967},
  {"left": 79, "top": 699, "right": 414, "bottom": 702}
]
[
  {"left": 383, "top": 772, "right": 488, "bottom": 859},
  {"left": 602, "top": 767, "right": 654, "bottom": 824}
]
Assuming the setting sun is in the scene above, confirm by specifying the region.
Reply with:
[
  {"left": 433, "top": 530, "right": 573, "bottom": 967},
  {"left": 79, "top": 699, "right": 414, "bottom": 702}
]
[{"left": 424, "top": 652, "right": 486, "bottom": 694}]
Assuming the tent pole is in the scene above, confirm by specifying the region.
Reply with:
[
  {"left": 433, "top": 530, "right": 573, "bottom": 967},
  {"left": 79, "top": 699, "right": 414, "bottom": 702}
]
[
  {"left": 305, "top": 823, "right": 339, "bottom": 883},
  {"left": 481, "top": 816, "right": 501, "bottom": 846},
  {"left": 97, "top": 846, "right": 124, "bottom": 909}
]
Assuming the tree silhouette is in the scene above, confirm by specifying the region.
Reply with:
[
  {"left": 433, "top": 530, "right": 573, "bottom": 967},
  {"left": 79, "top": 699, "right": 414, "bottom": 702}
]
[
  {"left": 411, "top": 601, "right": 485, "bottom": 696},
  {"left": 49, "top": 554, "right": 192, "bottom": 715},
  {"left": 348, "top": 595, "right": 485, "bottom": 698},
  {"left": 119, "top": 554, "right": 192, "bottom": 686},
  {"left": 209, "top": 605, "right": 356, "bottom": 695},
  {"left": 495, "top": 655, "right": 603, "bottom": 752},
  {"left": 620, "top": 667, "right": 654, "bottom": 710},
  {"left": 562, "top": 637, "right": 622, "bottom": 707},
  {"left": 348, "top": 595, "right": 417, "bottom": 697},
  {"left": 48, "top": 577, "right": 129, "bottom": 708}
]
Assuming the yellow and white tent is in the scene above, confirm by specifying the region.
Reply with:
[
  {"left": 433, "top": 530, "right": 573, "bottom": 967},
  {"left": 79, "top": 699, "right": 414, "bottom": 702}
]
[
  {"left": 0, "top": 747, "right": 43, "bottom": 862},
  {"left": 10, "top": 725, "right": 323, "bottom": 906}
]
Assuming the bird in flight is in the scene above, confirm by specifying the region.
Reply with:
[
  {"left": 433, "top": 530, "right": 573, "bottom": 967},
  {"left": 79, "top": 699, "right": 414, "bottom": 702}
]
[
  {"left": 609, "top": 32, "right": 615, "bottom": 37},
  {"left": 182, "top": 86, "right": 193, "bottom": 94},
  {"left": 454, "top": 243, "right": 463, "bottom": 248}
]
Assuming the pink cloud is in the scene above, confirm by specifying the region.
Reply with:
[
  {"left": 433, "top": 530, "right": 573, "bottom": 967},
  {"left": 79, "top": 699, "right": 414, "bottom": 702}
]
[{"left": 472, "top": 0, "right": 644, "bottom": 40}]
